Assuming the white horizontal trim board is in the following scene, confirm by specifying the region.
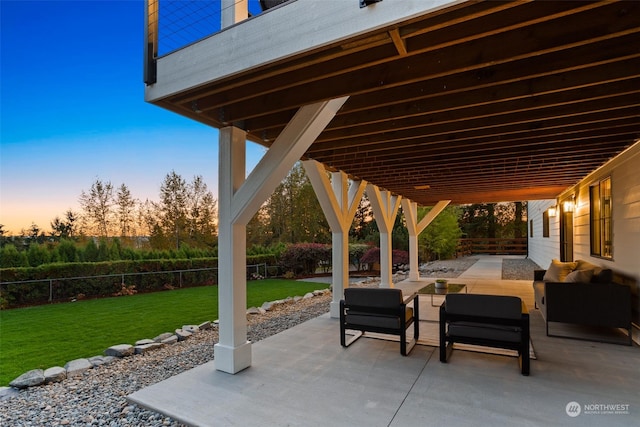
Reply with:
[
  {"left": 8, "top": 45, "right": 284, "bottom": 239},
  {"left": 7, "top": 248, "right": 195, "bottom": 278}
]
[{"left": 146, "top": 0, "right": 457, "bottom": 101}]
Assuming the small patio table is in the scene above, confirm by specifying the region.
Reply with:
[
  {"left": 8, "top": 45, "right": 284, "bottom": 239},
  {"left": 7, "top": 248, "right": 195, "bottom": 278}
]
[{"left": 418, "top": 283, "right": 467, "bottom": 307}]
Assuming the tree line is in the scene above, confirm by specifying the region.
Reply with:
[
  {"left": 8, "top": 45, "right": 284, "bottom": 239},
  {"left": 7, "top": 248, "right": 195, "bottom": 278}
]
[
  {"left": 1, "top": 170, "right": 218, "bottom": 251},
  {"left": 0, "top": 162, "right": 526, "bottom": 267}
]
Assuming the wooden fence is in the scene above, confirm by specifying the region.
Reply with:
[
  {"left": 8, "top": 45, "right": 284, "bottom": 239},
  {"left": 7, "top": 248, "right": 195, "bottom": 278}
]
[{"left": 456, "top": 238, "right": 528, "bottom": 256}]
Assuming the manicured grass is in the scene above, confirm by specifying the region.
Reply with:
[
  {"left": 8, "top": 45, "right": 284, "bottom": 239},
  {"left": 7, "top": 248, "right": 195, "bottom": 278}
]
[{"left": 0, "top": 279, "right": 328, "bottom": 386}]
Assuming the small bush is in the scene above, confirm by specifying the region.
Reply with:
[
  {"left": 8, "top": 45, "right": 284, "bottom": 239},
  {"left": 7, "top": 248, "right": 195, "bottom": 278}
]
[
  {"left": 360, "top": 247, "right": 409, "bottom": 270},
  {"left": 349, "top": 243, "right": 372, "bottom": 271},
  {"left": 0, "top": 244, "right": 28, "bottom": 268},
  {"left": 278, "top": 243, "right": 331, "bottom": 276}
]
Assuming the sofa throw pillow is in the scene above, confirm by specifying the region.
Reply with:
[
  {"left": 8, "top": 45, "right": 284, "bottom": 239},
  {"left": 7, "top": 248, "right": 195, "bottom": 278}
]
[
  {"left": 564, "top": 269, "right": 594, "bottom": 283},
  {"left": 575, "top": 259, "right": 603, "bottom": 276},
  {"left": 543, "top": 259, "right": 577, "bottom": 282}
]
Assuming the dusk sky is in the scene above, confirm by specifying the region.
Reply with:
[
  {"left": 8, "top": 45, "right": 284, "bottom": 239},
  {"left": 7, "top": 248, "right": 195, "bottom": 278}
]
[{"left": 1, "top": 0, "right": 265, "bottom": 234}]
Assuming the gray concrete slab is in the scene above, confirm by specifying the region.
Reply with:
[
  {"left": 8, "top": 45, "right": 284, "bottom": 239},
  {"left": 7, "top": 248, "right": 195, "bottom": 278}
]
[
  {"left": 129, "top": 315, "right": 434, "bottom": 427},
  {"left": 129, "top": 275, "right": 639, "bottom": 427}
]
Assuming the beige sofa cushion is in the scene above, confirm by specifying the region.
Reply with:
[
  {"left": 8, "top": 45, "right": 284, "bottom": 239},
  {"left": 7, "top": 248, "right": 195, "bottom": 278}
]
[
  {"left": 543, "top": 259, "right": 577, "bottom": 282},
  {"left": 564, "top": 269, "right": 594, "bottom": 283},
  {"left": 575, "top": 259, "right": 603, "bottom": 276}
]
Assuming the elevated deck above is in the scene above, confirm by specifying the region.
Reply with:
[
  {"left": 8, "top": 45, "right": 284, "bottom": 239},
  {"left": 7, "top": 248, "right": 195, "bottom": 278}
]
[{"left": 145, "top": 0, "right": 640, "bottom": 205}]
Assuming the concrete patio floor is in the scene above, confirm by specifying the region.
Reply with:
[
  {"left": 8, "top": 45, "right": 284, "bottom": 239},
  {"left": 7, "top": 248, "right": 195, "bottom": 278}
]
[{"left": 129, "top": 257, "right": 638, "bottom": 426}]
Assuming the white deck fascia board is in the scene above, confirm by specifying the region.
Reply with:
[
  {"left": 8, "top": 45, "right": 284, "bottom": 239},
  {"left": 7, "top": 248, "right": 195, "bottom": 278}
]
[{"left": 145, "top": 0, "right": 459, "bottom": 102}]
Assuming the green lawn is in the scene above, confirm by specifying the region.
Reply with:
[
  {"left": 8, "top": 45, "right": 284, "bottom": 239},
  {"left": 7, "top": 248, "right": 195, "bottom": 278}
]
[{"left": 0, "top": 279, "right": 328, "bottom": 386}]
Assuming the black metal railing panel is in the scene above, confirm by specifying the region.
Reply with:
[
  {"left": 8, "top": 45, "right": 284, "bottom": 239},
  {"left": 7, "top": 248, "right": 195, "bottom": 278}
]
[{"left": 145, "top": 0, "right": 274, "bottom": 85}]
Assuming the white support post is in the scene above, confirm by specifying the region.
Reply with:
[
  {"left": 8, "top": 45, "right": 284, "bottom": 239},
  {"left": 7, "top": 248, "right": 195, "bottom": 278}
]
[
  {"left": 215, "top": 98, "right": 348, "bottom": 374},
  {"left": 215, "top": 126, "right": 252, "bottom": 374},
  {"left": 303, "top": 160, "right": 366, "bottom": 317},
  {"left": 401, "top": 199, "right": 451, "bottom": 281},
  {"left": 366, "top": 184, "right": 401, "bottom": 288},
  {"left": 221, "top": 0, "right": 248, "bottom": 28}
]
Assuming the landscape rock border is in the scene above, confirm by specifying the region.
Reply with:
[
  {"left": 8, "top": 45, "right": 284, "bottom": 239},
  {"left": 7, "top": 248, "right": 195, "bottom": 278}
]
[{"left": 3, "top": 288, "right": 331, "bottom": 394}]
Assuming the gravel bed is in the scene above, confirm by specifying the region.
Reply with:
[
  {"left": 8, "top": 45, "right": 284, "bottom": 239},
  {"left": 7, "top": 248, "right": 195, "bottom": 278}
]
[
  {"left": 418, "top": 257, "right": 478, "bottom": 278},
  {"left": 501, "top": 258, "right": 543, "bottom": 280},
  {"left": 0, "top": 258, "right": 536, "bottom": 425},
  {"left": 0, "top": 294, "right": 333, "bottom": 427}
]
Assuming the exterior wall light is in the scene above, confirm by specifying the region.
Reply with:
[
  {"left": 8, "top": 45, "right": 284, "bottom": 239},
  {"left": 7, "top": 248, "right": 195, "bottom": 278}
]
[
  {"left": 548, "top": 206, "right": 557, "bottom": 217},
  {"left": 563, "top": 200, "right": 574, "bottom": 213}
]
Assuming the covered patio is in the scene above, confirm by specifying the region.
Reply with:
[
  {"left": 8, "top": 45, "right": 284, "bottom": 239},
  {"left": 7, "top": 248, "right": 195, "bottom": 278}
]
[
  {"left": 143, "top": 0, "right": 640, "bottom": 375},
  {"left": 129, "top": 258, "right": 638, "bottom": 426},
  {"left": 137, "top": 0, "right": 639, "bottom": 424}
]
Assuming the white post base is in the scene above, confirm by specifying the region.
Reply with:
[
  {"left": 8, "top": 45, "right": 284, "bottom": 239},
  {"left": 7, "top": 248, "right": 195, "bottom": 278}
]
[
  {"left": 214, "top": 341, "right": 252, "bottom": 374},
  {"left": 330, "top": 300, "right": 342, "bottom": 319}
]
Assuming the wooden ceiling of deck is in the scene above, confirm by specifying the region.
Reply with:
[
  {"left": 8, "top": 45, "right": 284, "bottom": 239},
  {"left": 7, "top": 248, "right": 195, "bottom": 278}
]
[{"left": 155, "top": 0, "right": 640, "bottom": 205}]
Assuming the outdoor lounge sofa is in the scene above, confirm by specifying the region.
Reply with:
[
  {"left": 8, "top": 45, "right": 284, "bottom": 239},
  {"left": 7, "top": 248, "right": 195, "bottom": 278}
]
[
  {"left": 440, "top": 293, "right": 530, "bottom": 375},
  {"left": 533, "top": 259, "right": 632, "bottom": 345},
  {"left": 340, "top": 288, "right": 419, "bottom": 356}
]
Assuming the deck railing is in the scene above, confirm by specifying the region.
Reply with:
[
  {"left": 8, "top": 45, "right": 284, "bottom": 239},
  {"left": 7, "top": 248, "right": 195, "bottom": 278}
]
[
  {"left": 456, "top": 238, "right": 528, "bottom": 256},
  {"left": 144, "top": 0, "right": 272, "bottom": 84}
]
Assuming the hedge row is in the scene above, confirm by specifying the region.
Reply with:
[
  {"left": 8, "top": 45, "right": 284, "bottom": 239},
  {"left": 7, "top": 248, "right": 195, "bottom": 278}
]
[{"left": 0, "top": 254, "right": 276, "bottom": 309}]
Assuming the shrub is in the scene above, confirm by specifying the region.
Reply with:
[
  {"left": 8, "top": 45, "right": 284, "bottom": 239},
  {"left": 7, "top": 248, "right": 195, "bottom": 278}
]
[
  {"left": 0, "top": 244, "right": 28, "bottom": 268},
  {"left": 0, "top": 259, "right": 219, "bottom": 308},
  {"left": 27, "top": 244, "right": 50, "bottom": 267},
  {"left": 82, "top": 239, "right": 99, "bottom": 262},
  {"left": 392, "top": 249, "right": 409, "bottom": 265},
  {"left": 349, "top": 243, "right": 371, "bottom": 271},
  {"left": 360, "top": 247, "right": 409, "bottom": 270},
  {"left": 56, "top": 239, "right": 78, "bottom": 263},
  {"left": 278, "top": 243, "right": 331, "bottom": 276}
]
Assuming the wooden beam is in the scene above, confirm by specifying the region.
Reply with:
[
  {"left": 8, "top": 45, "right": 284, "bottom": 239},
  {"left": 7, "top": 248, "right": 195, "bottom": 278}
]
[{"left": 388, "top": 29, "right": 407, "bottom": 56}]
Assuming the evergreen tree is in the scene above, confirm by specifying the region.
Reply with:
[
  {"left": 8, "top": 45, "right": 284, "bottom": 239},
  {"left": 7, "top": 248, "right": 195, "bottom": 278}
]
[
  {"left": 263, "top": 163, "right": 329, "bottom": 244},
  {"left": 51, "top": 209, "right": 79, "bottom": 240},
  {"left": 150, "top": 171, "right": 218, "bottom": 250},
  {"left": 115, "top": 184, "right": 137, "bottom": 238},
  {"left": 350, "top": 193, "right": 375, "bottom": 242},
  {"left": 0, "top": 244, "right": 28, "bottom": 267},
  {"left": 56, "top": 239, "right": 79, "bottom": 263}
]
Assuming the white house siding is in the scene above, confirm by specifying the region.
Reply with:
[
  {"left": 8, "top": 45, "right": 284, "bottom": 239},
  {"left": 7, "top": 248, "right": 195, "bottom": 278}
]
[
  {"left": 531, "top": 141, "right": 640, "bottom": 326},
  {"left": 527, "top": 200, "right": 560, "bottom": 270},
  {"left": 565, "top": 143, "right": 640, "bottom": 277}
]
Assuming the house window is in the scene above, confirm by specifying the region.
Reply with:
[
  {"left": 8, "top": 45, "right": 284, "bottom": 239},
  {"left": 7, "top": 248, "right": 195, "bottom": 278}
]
[
  {"left": 530, "top": 219, "right": 533, "bottom": 237},
  {"left": 590, "top": 177, "right": 612, "bottom": 258},
  {"left": 542, "top": 211, "right": 550, "bottom": 238}
]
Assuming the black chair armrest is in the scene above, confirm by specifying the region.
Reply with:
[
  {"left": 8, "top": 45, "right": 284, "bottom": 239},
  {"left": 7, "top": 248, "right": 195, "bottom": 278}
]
[
  {"left": 402, "top": 292, "right": 418, "bottom": 305},
  {"left": 534, "top": 269, "right": 546, "bottom": 281}
]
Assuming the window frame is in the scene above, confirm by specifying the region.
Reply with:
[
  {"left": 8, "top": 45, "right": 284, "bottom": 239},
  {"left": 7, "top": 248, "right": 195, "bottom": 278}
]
[{"left": 590, "top": 176, "right": 613, "bottom": 259}]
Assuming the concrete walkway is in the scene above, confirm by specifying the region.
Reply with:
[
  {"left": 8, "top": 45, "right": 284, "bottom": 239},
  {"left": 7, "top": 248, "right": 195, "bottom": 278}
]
[{"left": 457, "top": 254, "right": 526, "bottom": 280}]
